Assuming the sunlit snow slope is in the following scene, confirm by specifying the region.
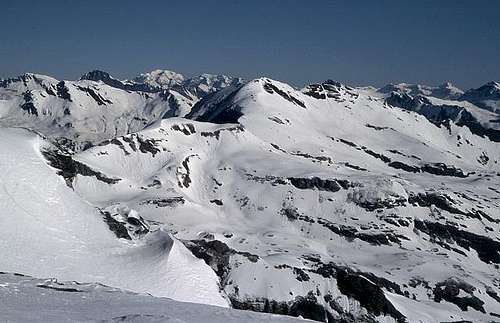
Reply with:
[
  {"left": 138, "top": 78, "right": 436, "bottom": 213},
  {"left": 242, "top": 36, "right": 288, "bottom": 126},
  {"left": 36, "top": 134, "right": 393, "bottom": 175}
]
[{"left": 0, "top": 128, "right": 227, "bottom": 307}]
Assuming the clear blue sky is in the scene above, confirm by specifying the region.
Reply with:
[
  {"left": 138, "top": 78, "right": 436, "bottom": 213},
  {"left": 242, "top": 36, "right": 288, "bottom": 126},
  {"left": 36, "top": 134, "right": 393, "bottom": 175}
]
[{"left": 1, "top": 0, "right": 498, "bottom": 89}]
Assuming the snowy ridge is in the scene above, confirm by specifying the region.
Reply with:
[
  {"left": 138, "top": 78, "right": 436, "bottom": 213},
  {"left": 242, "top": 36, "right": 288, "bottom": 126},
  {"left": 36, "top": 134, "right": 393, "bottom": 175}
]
[{"left": 0, "top": 71, "right": 499, "bottom": 322}]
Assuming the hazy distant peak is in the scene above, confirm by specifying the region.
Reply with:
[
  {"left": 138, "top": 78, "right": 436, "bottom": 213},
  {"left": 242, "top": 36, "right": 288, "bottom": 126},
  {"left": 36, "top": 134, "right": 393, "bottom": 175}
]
[{"left": 133, "top": 69, "right": 185, "bottom": 88}]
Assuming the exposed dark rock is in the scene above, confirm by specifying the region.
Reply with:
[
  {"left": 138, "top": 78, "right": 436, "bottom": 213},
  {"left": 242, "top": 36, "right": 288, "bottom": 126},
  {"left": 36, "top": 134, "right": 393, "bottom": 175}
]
[
  {"left": 101, "top": 211, "right": 132, "bottom": 240},
  {"left": 274, "top": 264, "right": 311, "bottom": 282},
  {"left": 477, "top": 152, "right": 489, "bottom": 165},
  {"left": 136, "top": 136, "right": 160, "bottom": 156},
  {"left": 408, "top": 192, "right": 484, "bottom": 220},
  {"left": 336, "top": 269, "right": 406, "bottom": 323},
  {"left": 280, "top": 206, "right": 315, "bottom": 223},
  {"left": 171, "top": 123, "right": 196, "bottom": 135},
  {"left": 414, "top": 220, "right": 500, "bottom": 264},
  {"left": 268, "top": 116, "right": 285, "bottom": 124},
  {"left": 230, "top": 292, "right": 336, "bottom": 323},
  {"left": 187, "top": 84, "right": 245, "bottom": 124},
  {"left": 107, "top": 138, "right": 130, "bottom": 155},
  {"left": 353, "top": 198, "right": 407, "bottom": 212},
  {"left": 363, "top": 149, "right": 392, "bottom": 163},
  {"left": 317, "top": 218, "right": 404, "bottom": 246},
  {"left": 200, "top": 125, "right": 244, "bottom": 140},
  {"left": 302, "top": 83, "right": 327, "bottom": 99},
  {"left": 21, "top": 91, "right": 38, "bottom": 115},
  {"left": 177, "top": 155, "right": 195, "bottom": 188},
  {"left": 344, "top": 163, "right": 367, "bottom": 171},
  {"left": 210, "top": 199, "right": 223, "bottom": 206},
  {"left": 365, "top": 124, "right": 393, "bottom": 131},
  {"left": 288, "top": 177, "right": 346, "bottom": 192},
  {"left": 420, "top": 163, "right": 468, "bottom": 178},
  {"left": 263, "top": 82, "right": 306, "bottom": 108},
  {"left": 42, "top": 149, "right": 121, "bottom": 188},
  {"left": 36, "top": 285, "right": 82, "bottom": 292},
  {"left": 184, "top": 239, "right": 259, "bottom": 280},
  {"left": 139, "top": 197, "right": 185, "bottom": 208},
  {"left": 290, "top": 152, "right": 333, "bottom": 164},
  {"left": 338, "top": 138, "right": 357, "bottom": 147},
  {"left": 100, "top": 208, "right": 149, "bottom": 240},
  {"left": 433, "top": 278, "right": 485, "bottom": 313},
  {"left": 486, "top": 287, "right": 500, "bottom": 303},
  {"left": 388, "top": 161, "right": 420, "bottom": 173},
  {"left": 76, "top": 86, "right": 113, "bottom": 106},
  {"left": 245, "top": 174, "right": 288, "bottom": 186},
  {"left": 303, "top": 80, "right": 358, "bottom": 103},
  {"left": 56, "top": 81, "right": 72, "bottom": 101}
]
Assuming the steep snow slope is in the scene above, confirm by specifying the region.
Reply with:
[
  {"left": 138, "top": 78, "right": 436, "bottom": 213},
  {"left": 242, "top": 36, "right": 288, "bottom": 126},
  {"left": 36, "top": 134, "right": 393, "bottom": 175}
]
[
  {"left": 0, "top": 272, "right": 306, "bottom": 323},
  {"left": 64, "top": 78, "right": 500, "bottom": 322},
  {"left": 0, "top": 128, "right": 227, "bottom": 307}
]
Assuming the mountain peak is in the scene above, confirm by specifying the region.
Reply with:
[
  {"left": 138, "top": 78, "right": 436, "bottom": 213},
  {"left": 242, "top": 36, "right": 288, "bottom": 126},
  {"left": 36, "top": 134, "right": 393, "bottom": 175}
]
[
  {"left": 80, "top": 70, "right": 115, "bottom": 82},
  {"left": 133, "top": 69, "right": 185, "bottom": 88}
]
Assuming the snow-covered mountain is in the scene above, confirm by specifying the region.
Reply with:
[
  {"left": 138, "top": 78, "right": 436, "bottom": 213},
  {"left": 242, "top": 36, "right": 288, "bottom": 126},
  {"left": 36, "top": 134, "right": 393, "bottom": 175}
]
[
  {"left": 0, "top": 71, "right": 499, "bottom": 322},
  {"left": 377, "top": 82, "right": 464, "bottom": 100},
  {"left": 133, "top": 69, "right": 186, "bottom": 89},
  {"left": 460, "top": 81, "right": 500, "bottom": 113},
  {"left": 381, "top": 82, "right": 500, "bottom": 143},
  {"left": 0, "top": 70, "right": 242, "bottom": 150}
]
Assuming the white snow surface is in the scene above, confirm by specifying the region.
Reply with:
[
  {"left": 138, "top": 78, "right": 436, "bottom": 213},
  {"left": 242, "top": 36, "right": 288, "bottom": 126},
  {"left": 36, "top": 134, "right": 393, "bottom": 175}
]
[
  {"left": 0, "top": 128, "right": 227, "bottom": 307},
  {"left": 0, "top": 72, "right": 500, "bottom": 322},
  {"left": 0, "top": 273, "right": 306, "bottom": 323}
]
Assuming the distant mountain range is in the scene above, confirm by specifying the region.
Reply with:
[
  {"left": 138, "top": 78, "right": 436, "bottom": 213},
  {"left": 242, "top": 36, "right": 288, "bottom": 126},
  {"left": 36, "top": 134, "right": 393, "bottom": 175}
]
[{"left": 0, "top": 69, "right": 499, "bottom": 322}]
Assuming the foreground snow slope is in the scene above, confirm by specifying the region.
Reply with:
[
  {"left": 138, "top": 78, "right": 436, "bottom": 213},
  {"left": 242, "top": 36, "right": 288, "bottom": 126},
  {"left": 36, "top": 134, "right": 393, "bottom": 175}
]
[
  {"left": 0, "top": 272, "right": 306, "bottom": 323},
  {"left": 0, "top": 128, "right": 227, "bottom": 307}
]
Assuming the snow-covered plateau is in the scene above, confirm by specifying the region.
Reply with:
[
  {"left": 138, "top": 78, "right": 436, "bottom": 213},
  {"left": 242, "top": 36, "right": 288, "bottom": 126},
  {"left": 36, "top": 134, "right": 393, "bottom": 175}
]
[{"left": 0, "top": 70, "right": 499, "bottom": 322}]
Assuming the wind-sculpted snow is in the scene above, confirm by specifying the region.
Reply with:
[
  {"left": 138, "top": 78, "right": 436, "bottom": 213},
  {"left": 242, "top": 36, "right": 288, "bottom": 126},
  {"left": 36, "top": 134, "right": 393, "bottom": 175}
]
[
  {"left": 1, "top": 71, "right": 500, "bottom": 322},
  {"left": 0, "top": 128, "right": 227, "bottom": 307}
]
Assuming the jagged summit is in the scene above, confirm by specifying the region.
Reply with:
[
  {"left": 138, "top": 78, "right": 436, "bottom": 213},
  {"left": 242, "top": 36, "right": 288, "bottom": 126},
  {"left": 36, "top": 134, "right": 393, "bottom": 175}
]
[
  {"left": 79, "top": 69, "right": 129, "bottom": 89},
  {"left": 80, "top": 69, "right": 115, "bottom": 81}
]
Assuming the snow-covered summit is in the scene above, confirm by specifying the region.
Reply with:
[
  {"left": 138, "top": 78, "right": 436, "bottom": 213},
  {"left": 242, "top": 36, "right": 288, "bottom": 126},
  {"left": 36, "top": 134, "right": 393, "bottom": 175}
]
[{"left": 133, "top": 69, "right": 186, "bottom": 89}]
